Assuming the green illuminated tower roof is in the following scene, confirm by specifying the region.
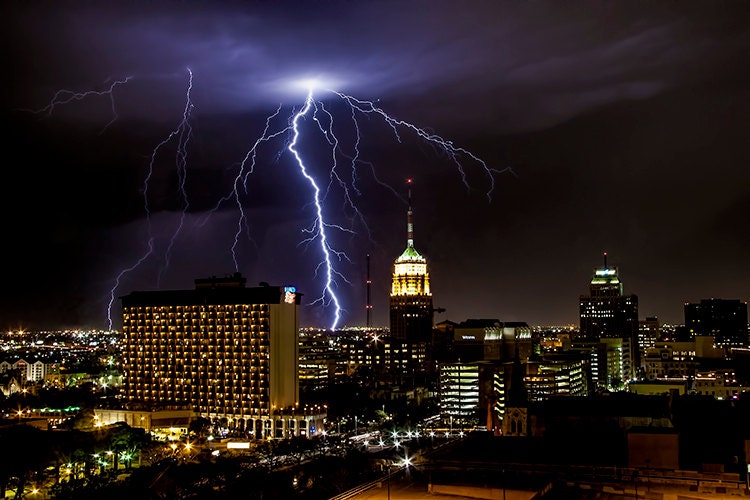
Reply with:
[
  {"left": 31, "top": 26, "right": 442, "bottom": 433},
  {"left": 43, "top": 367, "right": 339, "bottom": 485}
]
[{"left": 590, "top": 252, "right": 623, "bottom": 297}]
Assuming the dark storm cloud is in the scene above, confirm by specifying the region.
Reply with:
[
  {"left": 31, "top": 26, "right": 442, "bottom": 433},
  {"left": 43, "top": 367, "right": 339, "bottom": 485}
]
[
  {"left": 10, "top": 1, "right": 741, "bottom": 132},
  {"left": 2, "top": 1, "right": 749, "bottom": 330}
]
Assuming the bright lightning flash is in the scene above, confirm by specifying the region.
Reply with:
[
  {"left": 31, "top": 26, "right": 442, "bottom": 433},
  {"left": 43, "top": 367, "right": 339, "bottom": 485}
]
[
  {"left": 287, "top": 88, "right": 346, "bottom": 328},
  {"left": 208, "top": 79, "right": 508, "bottom": 330},
  {"left": 31, "top": 73, "right": 508, "bottom": 331}
]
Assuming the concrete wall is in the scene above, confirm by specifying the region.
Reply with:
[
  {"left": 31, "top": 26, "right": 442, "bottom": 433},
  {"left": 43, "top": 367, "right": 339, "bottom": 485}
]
[{"left": 429, "top": 483, "right": 539, "bottom": 500}]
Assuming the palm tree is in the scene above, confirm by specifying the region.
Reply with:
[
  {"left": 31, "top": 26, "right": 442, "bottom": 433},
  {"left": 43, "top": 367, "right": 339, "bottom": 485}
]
[
  {"left": 109, "top": 424, "right": 147, "bottom": 471},
  {"left": 0, "top": 425, "right": 49, "bottom": 498}
]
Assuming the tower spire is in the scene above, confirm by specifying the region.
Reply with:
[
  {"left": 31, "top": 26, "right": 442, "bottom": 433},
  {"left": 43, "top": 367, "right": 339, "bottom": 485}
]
[
  {"left": 603, "top": 251, "right": 608, "bottom": 269},
  {"left": 366, "top": 254, "right": 372, "bottom": 328},
  {"left": 390, "top": 177, "right": 432, "bottom": 342},
  {"left": 407, "top": 178, "right": 414, "bottom": 248}
]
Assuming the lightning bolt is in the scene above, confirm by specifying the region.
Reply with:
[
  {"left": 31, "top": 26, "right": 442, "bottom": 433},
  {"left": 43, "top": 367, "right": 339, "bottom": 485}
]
[
  {"left": 29, "top": 73, "right": 508, "bottom": 331},
  {"left": 200, "top": 104, "right": 290, "bottom": 270},
  {"left": 202, "top": 82, "right": 507, "bottom": 330},
  {"left": 155, "top": 68, "right": 195, "bottom": 286},
  {"left": 331, "top": 90, "right": 511, "bottom": 201},
  {"left": 20, "top": 76, "right": 133, "bottom": 134},
  {"left": 288, "top": 89, "right": 348, "bottom": 329},
  {"left": 105, "top": 68, "right": 195, "bottom": 329}
]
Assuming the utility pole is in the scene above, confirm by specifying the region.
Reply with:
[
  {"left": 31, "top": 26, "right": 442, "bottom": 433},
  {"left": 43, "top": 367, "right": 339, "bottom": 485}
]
[
  {"left": 502, "top": 468, "right": 506, "bottom": 500},
  {"left": 386, "top": 462, "right": 391, "bottom": 500}
]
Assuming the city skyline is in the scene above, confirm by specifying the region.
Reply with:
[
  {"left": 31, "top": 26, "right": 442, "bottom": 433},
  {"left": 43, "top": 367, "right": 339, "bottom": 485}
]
[{"left": 2, "top": 1, "right": 749, "bottom": 331}]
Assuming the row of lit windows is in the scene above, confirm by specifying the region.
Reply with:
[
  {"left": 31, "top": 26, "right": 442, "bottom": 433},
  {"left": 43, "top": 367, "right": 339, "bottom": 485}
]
[
  {"left": 125, "top": 365, "right": 269, "bottom": 373},
  {"left": 393, "top": 262, "right": 427, "bottom": 274},
  {"left": 127, "top": 348, "right": 269, "bottom": 355},
  {"left": 124, "top": 324, "right": 269, "bottom": 331},
  {"left": 127, "top": 390, "right": 269, "bottom": 400},
  {"left": 124, "top": 337, "right": 269, "bottom": 346},
  {"left": 125, "top": 375, "right": 269, "bottom": 384},
  {"left": 127, "top": 377, "right": 269, "bottom": 386},
  {"left": 124, "top": 339, "right": 268, "bottom": 347},
  {"left": 124, "top": 304, "right": 270, "bottom": 313},
  {"left": 125, "top": 368, "right": 268, "bottom": 377},
  {"left": 128, "top": 348, "right": 270, "bottom": 355},
  {"left": 122, "top": 323, "right": 270, "bottom": 333},
  {"left": 125, "top": 383, "right": 270, "bottom": 391},
  {"left": 126, "top": 384, "right": 268, "bottom": 392},
  {"left": 125, "top": 354, "right": 269, "bottom": 361},
  {"left": 123, "top": 315, "right": 270, "bottom": 323},
  {"left": 126, "top": 344, "right": 269, "bottom": 351}
]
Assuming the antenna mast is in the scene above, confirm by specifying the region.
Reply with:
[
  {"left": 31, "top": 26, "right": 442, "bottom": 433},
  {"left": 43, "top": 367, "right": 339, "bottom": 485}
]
[
  {"left": 366, "top": 254, "right": 372, "bottom": 328},
  {"left": 406, "top": 178, "right": 414, "bottom": 247}
]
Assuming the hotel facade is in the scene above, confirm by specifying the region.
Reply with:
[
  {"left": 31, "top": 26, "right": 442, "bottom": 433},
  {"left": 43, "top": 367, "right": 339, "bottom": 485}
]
[{"left": 121, "top": 273, "right": 309, "bottom": 438}]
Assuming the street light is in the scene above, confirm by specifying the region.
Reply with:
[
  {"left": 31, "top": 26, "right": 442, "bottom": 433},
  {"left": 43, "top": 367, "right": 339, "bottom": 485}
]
[
  {"left": 382, "top": 453, "right": 413, "bottom": 499},
  {"left": 31, "top": 486, "right": 46, "bottom": 500},
  {"left": 120, "top": 451, "right": 132, "bottom": 469}
]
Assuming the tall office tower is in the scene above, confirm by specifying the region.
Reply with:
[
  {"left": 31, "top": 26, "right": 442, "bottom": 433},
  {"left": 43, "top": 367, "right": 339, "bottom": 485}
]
[
  {"left": 298, "top": 329, "right": 334, "bottom": 396},
  {"left": 525, "top": 354, "right": 590, "bottom": 400},
  {"left": 121, "top": 273, "right": 300, "bottom": 437},
  {"left": 438, "top": 361, "right": 482, "bottom": 430},
  {"left": 638, "top": 316, "right": 660, "bottom": 360},
  {"left": 684, "top": 299, "right": 749, "bottom": 348},
  {"left": 578, "top": 253, "right": 640, "bottom": 378},
  {"left": 389, "top": 179, "right": 433, "bottom": 342}
]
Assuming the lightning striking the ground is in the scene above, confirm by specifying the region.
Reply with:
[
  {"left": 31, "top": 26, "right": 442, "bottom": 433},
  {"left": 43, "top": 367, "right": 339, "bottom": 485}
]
[
  {"left": 28, "top": 73, "right": 506, "bottom": 331},
  {"left": 288, "top": 89, "right": 348, "bottom": 329}
]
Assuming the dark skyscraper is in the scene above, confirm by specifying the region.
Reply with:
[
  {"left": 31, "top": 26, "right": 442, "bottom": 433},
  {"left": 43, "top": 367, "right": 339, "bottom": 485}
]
[
  {"left": 685, "top": 299, "right": 749, "bottom": 348},
  {"left": 389, "top": 179, "right": 434, "bottom": 342},
  {"left": 578, "top": 253, "right": 640, "bottom": 377}
]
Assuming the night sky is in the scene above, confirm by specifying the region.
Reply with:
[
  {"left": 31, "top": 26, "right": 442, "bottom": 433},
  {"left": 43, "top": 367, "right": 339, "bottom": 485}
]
[{"left": 2, "top": 1, "right": 749, "bottom": 332}]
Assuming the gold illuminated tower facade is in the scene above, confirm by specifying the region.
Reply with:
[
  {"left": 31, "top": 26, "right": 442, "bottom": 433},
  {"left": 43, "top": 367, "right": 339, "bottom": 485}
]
[
  {"left": 389, "top": 179, "right": 434, "bottom": 342},
  {"left": 121, "top": 273, "right": 300, "bottom": 437}
]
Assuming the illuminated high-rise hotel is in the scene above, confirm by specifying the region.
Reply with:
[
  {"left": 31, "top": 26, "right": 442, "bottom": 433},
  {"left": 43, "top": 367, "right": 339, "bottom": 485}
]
[
  {"left": 121, "top": 273, "right": 301, "bottom": 437},
  {"left": 389, "top": 179, "right": 434, "bottom": 342}
]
